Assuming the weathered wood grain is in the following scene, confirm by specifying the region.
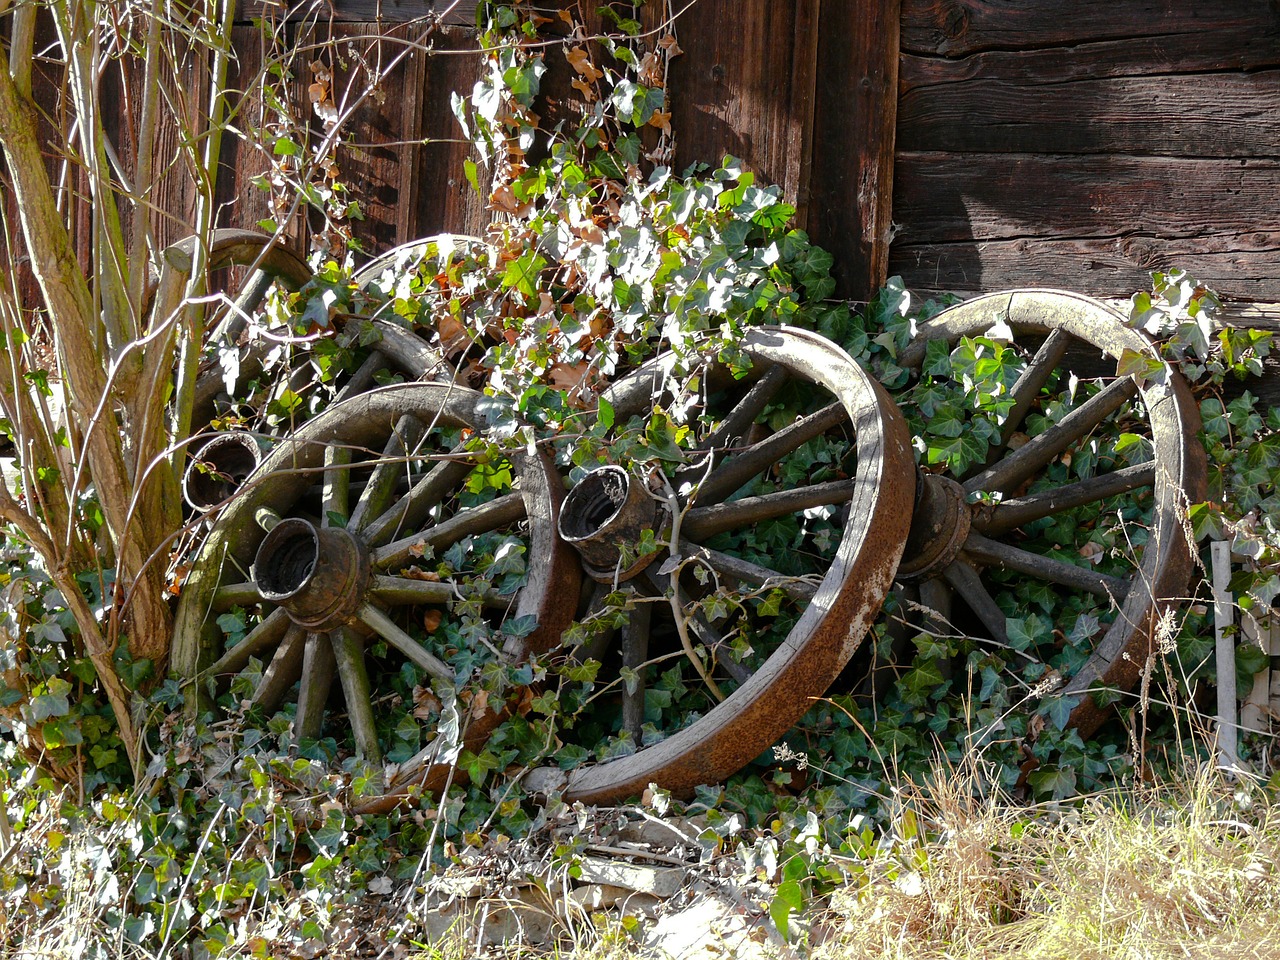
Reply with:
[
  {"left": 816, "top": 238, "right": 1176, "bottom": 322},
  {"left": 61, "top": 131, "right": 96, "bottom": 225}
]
[
  {"left": 889, "top": 234, "right": 1280, "bottom": 302},
  {"left": 410, "top": 25, "right": 488, "bottom": 240},
  {"left": 240, "top": 0, "right": 476, "bottom": 26},
  {"left": 322, "top": 22, "right": 429, "bottom": 254},
  {"left": 665, "top": 1, "right": 802, "bottom": 198},
  {"left": 900, "top": 0, "right": 1278, "bottom": 57},
  {"left": 892, "top": 152, "right": 1280, "bottom": 245},
  {"left": 898, "top": 72, "right": 1280, "bottom": 157},
  {"left": 214, "top": 26, "right": 281, "bottom": 245},
  {"left": 807, "top": 0, "right": 902, "bottom": 300},
  {"left": 900, "top": 26, "right": 1280, "bottom": 88}
]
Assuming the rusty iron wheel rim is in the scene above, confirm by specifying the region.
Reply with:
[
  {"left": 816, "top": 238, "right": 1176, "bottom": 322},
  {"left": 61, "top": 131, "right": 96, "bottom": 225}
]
[
  {"left": 895, "top": 288, "right": 1207, "bottom": 736},
  {"left": 532, "top": 325, "right": 916, "bottom": 805},
  {"left": 172, "top": 382, "right": 580, "bottom": 807}
]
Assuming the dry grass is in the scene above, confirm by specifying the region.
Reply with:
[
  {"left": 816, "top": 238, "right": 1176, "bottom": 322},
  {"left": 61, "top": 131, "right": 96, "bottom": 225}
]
[
  {"left": 817, "top": 762, "right": 1280, "bottom": 960},
  {"left": 4, "top": 761, "right": 1277, "bottom": 960}
]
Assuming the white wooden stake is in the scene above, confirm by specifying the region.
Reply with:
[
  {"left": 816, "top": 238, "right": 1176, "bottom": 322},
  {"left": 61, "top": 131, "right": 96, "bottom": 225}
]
[
  {"left": 1240, "top": 610, "right": 1271, "bottom": 734},
  {"left": 1211, "top": 541, "right": 1238, "bottom": 767}
]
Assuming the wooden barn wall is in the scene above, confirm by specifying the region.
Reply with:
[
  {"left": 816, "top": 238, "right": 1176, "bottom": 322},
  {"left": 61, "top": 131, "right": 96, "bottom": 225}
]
[
  {"left": 10, "top": 1, "right": 1279, "bottom": 312},
  {"left": 890, "top": 0, "right": 1280, "bottom": 303},
  {"left": 217, "top": 0, "right": 901, "bottom": 301}
]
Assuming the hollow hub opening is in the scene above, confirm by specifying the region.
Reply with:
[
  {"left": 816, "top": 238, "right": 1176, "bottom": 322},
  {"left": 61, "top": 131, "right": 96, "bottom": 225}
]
[
  {"left": 253, "top": 517, "right": 370, "bottom": 629},
  {"left": 558, "top": 465, "right": 663, "bottom": 583},
  {"left": 184, "top": 432, "right": 262, "bottom": 512}
]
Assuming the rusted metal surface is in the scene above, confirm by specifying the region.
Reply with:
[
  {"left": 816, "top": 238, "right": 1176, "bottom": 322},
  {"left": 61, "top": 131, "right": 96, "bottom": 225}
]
[
  {"left": 544, "top": 325, "right": 917, "bottom": 805},
  {"left": 558, "top": 466, "right": 664, "bottom": 583},
  {"left": 897, "top": 289, "right": 1207, "bottom": 737}
]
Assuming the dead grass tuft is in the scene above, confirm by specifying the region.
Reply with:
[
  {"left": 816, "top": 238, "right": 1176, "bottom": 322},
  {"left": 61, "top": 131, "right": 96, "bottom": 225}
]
[{"left": 818, "top": 762, "right": 1280, "bottom": 960}]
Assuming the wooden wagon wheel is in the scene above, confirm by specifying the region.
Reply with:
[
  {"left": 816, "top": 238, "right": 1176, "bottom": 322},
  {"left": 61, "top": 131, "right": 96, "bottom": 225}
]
[
  {"left": 527, "top": 325, "right": 916, "bottom": 805},
  {"left": 171, "top": 382, "right": 580, "bottom": 800},
  {"left": 349, "top": 234, "right": 498, "bottom": 385},
  {"left": 890, "top": 289, "right": 1206, "bottom": 736},
  {"left": 182, "top": 233, "right": 486, "bottom": 510}
]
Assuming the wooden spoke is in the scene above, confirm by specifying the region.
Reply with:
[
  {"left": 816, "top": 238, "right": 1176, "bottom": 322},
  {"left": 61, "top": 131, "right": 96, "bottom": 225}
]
[
  {"left": 975, "top": 463, "right": 1156, "bottom": 536},
  {"left": 688, "top": 545, "right": 819, "bottom": 602},
  {"left": 368, "top": 575, "right": 454, "bottom": 606},
  {"left": 373, "top": 493, "right": 527, "bottom": 570},
  {"left": 369, "top": 575, "right": 509, "bottom": 610},
  {"left": 963, "top": 532, "right": 1130, "bottom": 601},
  {"left": 213, "top": 581, "right": 262, "bottom": 611},
  {"left": 322, "top": 444, "right": 353, "bottom": 527},
  {"left": 256, "top": 506, "right": 283, "bottom": 532},
  {"left": 917, "top": 578, "right": 954, "bottom": 681},
  {"left": 333, "top": 349, "right": 387, "bottom": 403},
  {"left": 571, "top": 583, "right": 621, "bottom": 667},
  {"left": 329, "top": 628, "right": 381, "bottom": 761},
  {"left": 682, "top": 479, "right": 856, "bottom": 542},
  {"left": 963, "top": 376, "right": 1138, "bottom": 496},
  {"left": 674, "top": 364, "right": 788, "bottom": 487},
  {"left": 941, "top": 560, "right": 1010, "bottom": 645},
  {"left": 362, "top": 449, "right": 473, "bottom": 548},
  {"left": 252, "top": 624, "right": 307, "bottom": 714},
  {"left": 295, "top": 632, "right": 336, "bottom": 740},
  {"left": 993, "top": 328, "right": 1072, "bottom": 456},
  {"left": 356, "top": 603, "right": 454, "bottom": 683},
  {"left": 207, "top": 607, "right": 291, "bottom": 677},
  {"left": 620, "top": 596, "right": 653, "bottom": 742},
  {"left": 349, "top": 414, "right": 426, "bottom": 532},
  {"left": 692, "top": 401, "right": 848, "bottom": 507}
]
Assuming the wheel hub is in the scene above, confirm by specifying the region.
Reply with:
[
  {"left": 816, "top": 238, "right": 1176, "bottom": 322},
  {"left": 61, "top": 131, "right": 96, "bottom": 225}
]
[
  {"left": 183, "top": 432, "right": 261, "bottom": 512},
  {"left": 896, "top": 471, "right": 971, "bottom": 582},
  {"left": 558, "top": 465, "right": 664, "bottom": 583},
  {"left": 252, "top": 518, "right": 371, "bottom": 630}
]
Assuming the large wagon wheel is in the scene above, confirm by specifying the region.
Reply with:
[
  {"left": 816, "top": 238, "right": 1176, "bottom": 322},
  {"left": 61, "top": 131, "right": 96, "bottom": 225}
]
[
  {"left": 890, "top": 289, "right": 1206, "bottom": 736},
  {"left": 528, "top": 325, "right": 916, "bottom": 805},
  {"left": 171, "top": 382, "right": 579, "bottom": 801}
]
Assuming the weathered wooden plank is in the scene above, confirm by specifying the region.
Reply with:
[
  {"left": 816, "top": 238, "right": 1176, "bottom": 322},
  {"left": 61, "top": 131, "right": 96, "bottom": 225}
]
[
  {"left": 214, "top": 25, "right": 280, "bottom": 244},
  {"left": 889, "top": 234, "right": 1280, "bottom": 303},
  {"left": 665, "top": 1, "right": 802, "bottom": 199},
  {"left": 240, "top": 0, "right": 476, "bottom": 26},
  {"left": 410, "top": 25, "right": 488, "bottom": 239},
  {"left": 322, "top": 22, "right": 429, "bottom": 255},
  {"left": 807, "top": 0, "right": 902, "bottom": 300},
  {"left": 900, "top": 27, "right": 1280, "bottom": 89},
  {"left": 898, "top": 72, "right": 1280, "bottom": 157},
  {"left": 892, "top": 152, "right": 1280, "bottom": 245},
  {"left": 900, "top": 0, "right": 1277, "bottom": 57}
]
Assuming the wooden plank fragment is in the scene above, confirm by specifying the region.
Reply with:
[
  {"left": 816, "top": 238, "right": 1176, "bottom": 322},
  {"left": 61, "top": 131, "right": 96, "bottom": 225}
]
[
  {"left": 410, "top": 25, "right": 488, "bottom": 239},
  {"left": 900, "top": 28, "right": 1280, "bottom": 87},
  {"left": 665, "top": 1, "right": 802, "bottom": 201},
  {"left": 323, "top": 22, "right": 430, "bottom": 255},
  {"left": 899, "top": 0, "right": 1277, "bottom": 57},
  {"left": 897, "top": 73, "right": 1280, "bottom": 157},
  {"left": 239, "top": 0, "right": 476, "bottom": 26},
  {"left": 889, "top": 235, "right": 1280, "bottom": 303}
]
